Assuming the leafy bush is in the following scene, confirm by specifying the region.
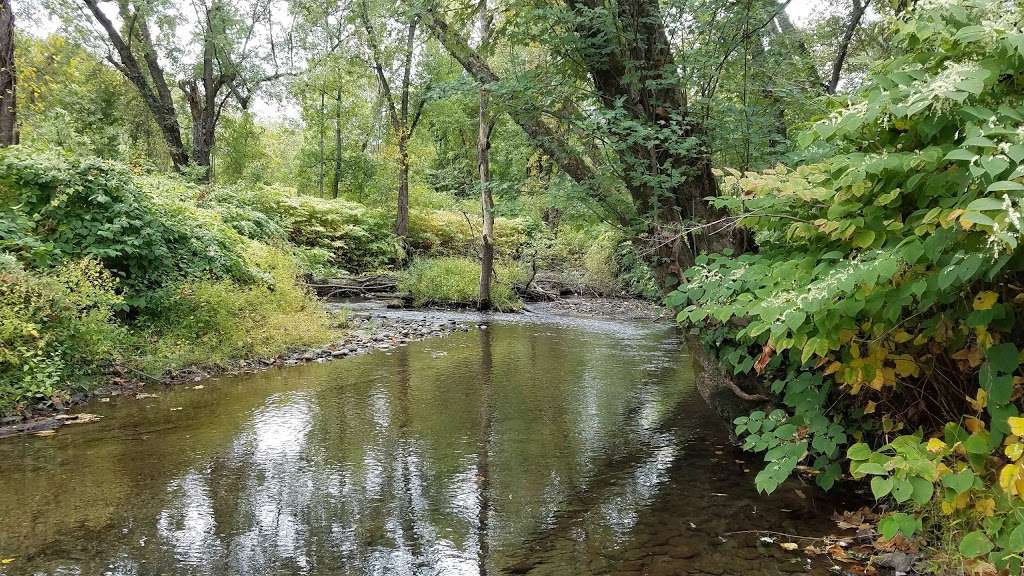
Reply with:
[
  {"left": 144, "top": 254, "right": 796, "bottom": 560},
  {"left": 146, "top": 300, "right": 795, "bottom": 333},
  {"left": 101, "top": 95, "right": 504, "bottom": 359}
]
[
  {"left": 668, "top": 1, "right": 1024, "bottom": 570},
  {"left": 130, "top": 245, "right": 336, "bottom": 375},
  {"left": 407, "top": 209, "right": 529, "bottom": 259},
  {"left": 527, "top": 224, "right": 658, "bottom": 298},
  {"left": 399, "top": 257, "right": 524, "bottom": 311},
  {"left": 205, "top": 184, "right": 399, "bottom": 275},
  {"left": 0, "top": 256, "right": 124, "bottom": 413},
  {"left": 0, "top": 149, "right": 259, "bottom": 307}
]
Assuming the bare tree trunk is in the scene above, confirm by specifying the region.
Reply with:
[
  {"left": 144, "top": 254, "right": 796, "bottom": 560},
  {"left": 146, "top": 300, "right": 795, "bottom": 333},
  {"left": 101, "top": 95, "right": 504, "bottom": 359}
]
[
  {"left": 318, "top": 90, "right": 326, "bottom": 197},
  {"left": 827, "top": 0, "right": 869, "bottom": 94},
  {"left": 0, "top": 0, "right": 15, "bottom": 147},
  {"left": 332, "top": 85, "right": 343, "bottom": 199},
  {"left": 395, "top": 134, "right": 410, "bottom": 236},
  {"left": 476, "top": 0, "right": 494, "bottom": 310}
]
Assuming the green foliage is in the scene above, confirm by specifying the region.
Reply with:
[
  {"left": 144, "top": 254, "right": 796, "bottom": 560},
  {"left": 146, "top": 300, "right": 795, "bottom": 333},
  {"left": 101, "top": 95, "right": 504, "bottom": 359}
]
[
  {"left": 129, "top": 245, "right": 336, "bottom": 375},
  {"left": 0, "top": 148, "right": 260, "bottom": 307},
  {"left": 0, "top": 151, "right": 341, "bottom": 415},
  {"left": 399, "top": 257, "right": 525, "bottom": 311},
  {"left": 407, "top": 208, "right": 529, "bottom": 259},
  {"left": 669, "top": 0, "right": 1024, "bottom": 568},
  {"left": 0, "top": 257, "right": 124, "bottom": 413}
]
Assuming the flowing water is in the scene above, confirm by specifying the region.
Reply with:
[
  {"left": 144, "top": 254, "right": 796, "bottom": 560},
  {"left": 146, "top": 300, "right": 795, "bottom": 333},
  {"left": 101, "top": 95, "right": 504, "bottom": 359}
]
[{"left": 0, "top": 309, "right": 847, "bottom": 576}]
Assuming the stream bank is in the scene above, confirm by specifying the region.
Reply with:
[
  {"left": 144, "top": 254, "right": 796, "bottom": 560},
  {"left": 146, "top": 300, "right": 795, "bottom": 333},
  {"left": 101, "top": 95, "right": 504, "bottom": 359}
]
[{"left": 0, "top": 297, "right": 666, "bottom": 439}]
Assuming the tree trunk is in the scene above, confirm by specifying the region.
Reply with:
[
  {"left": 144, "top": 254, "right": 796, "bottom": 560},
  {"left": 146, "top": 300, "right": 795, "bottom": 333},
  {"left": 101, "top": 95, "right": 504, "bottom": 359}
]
[
  {"left": 826, "top": 0, "right": 869, "bottom": 94},
  {"left": 564, "top": 0, "right": 749, "bottom": 281},
  {"left": 332, "top": 85, "right": 343, "bottom": 199},
  {"left": 0, "top": 0, "right": 15, "bottom": 147},
  {"left": 395, "top": 134, "right": 410, "bottom": 237},
  {"left": 318, "top": 90, "right": 326, "bottom": 196},
  {"left": 478, "top": 89, "right": 494, "bottom": 310},
  {"left": 477, "top": 0, "right": 494, "bottom": 310}
]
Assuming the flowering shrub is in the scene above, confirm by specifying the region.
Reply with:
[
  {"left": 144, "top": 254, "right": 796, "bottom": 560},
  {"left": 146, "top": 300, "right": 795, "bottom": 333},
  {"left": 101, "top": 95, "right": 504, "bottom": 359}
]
[{"left": 668, "top": 0, "right": 1024, "bottom": 569}]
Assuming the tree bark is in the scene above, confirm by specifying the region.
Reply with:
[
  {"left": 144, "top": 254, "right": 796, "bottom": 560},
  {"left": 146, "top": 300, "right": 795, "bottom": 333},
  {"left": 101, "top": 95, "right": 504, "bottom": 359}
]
[
  {"left": 0, "top": 0, "right": 15, "bottom": 147},
  {"left": 396, "top": 134, "right": 410, "bottom": 236},
  {"left": 476, "top": 0, "right": 494, "bottom": 310},
  {"left": 332, "top": 85, "right": 343, "bottom": 199}
]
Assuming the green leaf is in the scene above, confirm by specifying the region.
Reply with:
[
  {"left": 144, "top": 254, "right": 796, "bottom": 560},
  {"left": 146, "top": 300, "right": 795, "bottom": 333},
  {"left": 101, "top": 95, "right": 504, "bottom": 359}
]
[
  {"left": 892, "top": 478, "right": 914, "bottom": 503},
  {"left": 1008, "top": 523, "right": 1024, "bottom": 553},
  {"left": 847, "top": 443, "right": 872, "bottom": 461},
  {"left": 871, "top": 476, "right": 894, "bottom": 499},
  {"left": 987, "top": 342, "right": 1019, "bottom": 374},
  {"left": 987, "top": 181, "right": 1024, "bottom": 192},
  {"left": 853, "top": 229, "right": 876, "bottom": 249},
  {"left": 944, "top": 148, "right": 976, "bottom": 161},
  {"left": 967, "top": 197, "right": 1006, "bottom": 211},
  {"left": 942, "top": 469, "right": 975, "bottom": 494},
  {"left": 855, "top": 462, "right": 887, "bottom": 475},
  {"left": 961, "top": 211, "right": 996, "bottom": 226},
  {"left": 909, "top": 477, "right": 934, "bottom": 505},
  {"left": 959, "top": 531, "right": 993, "bottom": 558}
]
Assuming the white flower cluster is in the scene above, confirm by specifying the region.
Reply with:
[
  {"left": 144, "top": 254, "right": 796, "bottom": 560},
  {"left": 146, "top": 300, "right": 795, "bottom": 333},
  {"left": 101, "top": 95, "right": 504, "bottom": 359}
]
[
  {"left": 905, "top": 60, "right": 978, "bottom": 113},
  {"left": 987, "top": 194, "right": 1024, "bottom": 258}
]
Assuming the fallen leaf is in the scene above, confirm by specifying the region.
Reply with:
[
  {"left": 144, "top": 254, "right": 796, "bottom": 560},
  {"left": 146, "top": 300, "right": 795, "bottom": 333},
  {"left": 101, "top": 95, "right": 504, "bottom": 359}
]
[
  {"left": 31, "top": 430, "right": 55, "bottom": 437},
  {"left": 780, "top": 542, "right": 799, "bottom": 551},
  {"left": 1, "top": 558, "right": 14, "bottom": 564},
  {"left": 192, "top": 385, "right": 204, "bottom": 390}
]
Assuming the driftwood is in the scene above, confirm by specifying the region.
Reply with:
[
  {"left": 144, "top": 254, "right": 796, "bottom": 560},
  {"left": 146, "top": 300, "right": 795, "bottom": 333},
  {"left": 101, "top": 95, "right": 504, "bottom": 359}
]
[{"left": 306, "top": 274, "right": 399, "bottom": 298}]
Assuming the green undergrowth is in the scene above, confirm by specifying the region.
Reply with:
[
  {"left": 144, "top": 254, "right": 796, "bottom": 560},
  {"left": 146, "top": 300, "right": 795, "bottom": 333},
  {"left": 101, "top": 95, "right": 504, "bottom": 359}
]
[
  {"left": 0, "top": 148, "right": 339, "bottom": 415},
  {"left": 399, "top": 257, "right": 526, "bottom": 311}
]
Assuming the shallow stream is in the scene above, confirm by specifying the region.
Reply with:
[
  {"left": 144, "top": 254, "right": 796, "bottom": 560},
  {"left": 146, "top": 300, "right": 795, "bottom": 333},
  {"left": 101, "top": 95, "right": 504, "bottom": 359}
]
[{"left": 0, "top": 308, "right": 846, "bottom": 575}]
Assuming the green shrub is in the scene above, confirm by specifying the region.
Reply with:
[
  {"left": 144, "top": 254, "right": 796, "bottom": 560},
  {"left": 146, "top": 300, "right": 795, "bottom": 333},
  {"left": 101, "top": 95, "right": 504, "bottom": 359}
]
[
  {"left": 0, "top": 148, "right": 260, "bottom": 308},
  {"left": 399, "top": 257, "right": 524, "bottom": 311},
  {"left": 130, "top": 245, "right": 336, "bottom": 375},
  {"left": 407, "top": 209, "right": 529, "bottom": 259},
  {"left": 0, "top": 256, "right": 124, "bottom": 413},
  {"left": 205, "top": 184, "right": 398, "bottom": 275},
  {"left": 527, "top": 224, "right": 658, "bottom": 298},
  {"left": 669, "top": 1, "right": 1024, "bottom": 570}
]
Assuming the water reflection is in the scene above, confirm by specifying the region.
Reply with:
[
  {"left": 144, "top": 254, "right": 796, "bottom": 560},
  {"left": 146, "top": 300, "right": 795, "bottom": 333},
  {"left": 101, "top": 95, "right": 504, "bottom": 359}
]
[{"left": 0, "top": 316, "right": 842, "bottom": 576}]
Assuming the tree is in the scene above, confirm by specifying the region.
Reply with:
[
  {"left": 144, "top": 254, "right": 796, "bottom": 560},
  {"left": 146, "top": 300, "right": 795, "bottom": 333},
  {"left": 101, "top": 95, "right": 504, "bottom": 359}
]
[
  {"left": 0, "top": 0, "right": 16, "bottom": 146},
  {"left": 475, "top": 0, "right": 494, "bottom": 309},
  {"left": 360, "top": 0, "right": 430, "bottom": 237},
  {"left": 57, "top": 0, "right": 289, "bottom": 180},
  {"left": 421, "top": 0, "right": 748, "bottom": 284}
]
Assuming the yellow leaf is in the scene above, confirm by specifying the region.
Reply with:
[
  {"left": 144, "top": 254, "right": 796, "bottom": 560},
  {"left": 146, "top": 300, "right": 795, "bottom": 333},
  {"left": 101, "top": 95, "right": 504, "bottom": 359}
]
[
  {"left": 864, "top": 401, "right": 877, "bottom": 415},
  {"left": 927, "top": 437, "right": 948, "bottom": 454},
  {"left": 823, "top": 361, "right": 842, "bottom": 376},
  {"left": 965, "top": 416, "right": 986, "bottom": 434},
  {"left": 974, "top": 291, "right": 999, "bottom": 311},
  {"left": 892, "top": 356, "right": 919, "bottom": 378},
  {"left": 0, "top": 558, "right": 14, "bottom": 565},
  {"left": 1010, "top": 417, "right": 1024, "bottom": 437},
  {"left": 975, "top": 498, "right": 996, "bottom": 517},
  {"left": 779, "top": 542, "right": 799, "bottom": 551},
  {"left": 967, "top": 388, "right": 988, "bottom": 413},
  {"left": 1000, "top": 463, "right": 1021, "bottom": 494},
  {"left": 893, "top": 330, "right": 914, "bottom": 344},
  {"left": 1005, "top": 442, "right": 1024, "bottom": 462}
]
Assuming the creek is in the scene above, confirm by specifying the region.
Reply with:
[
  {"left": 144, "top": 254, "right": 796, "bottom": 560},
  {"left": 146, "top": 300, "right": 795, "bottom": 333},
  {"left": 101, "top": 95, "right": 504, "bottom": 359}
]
[{"left": 0, "top": 306, "right": 848, "bottom": 575}]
